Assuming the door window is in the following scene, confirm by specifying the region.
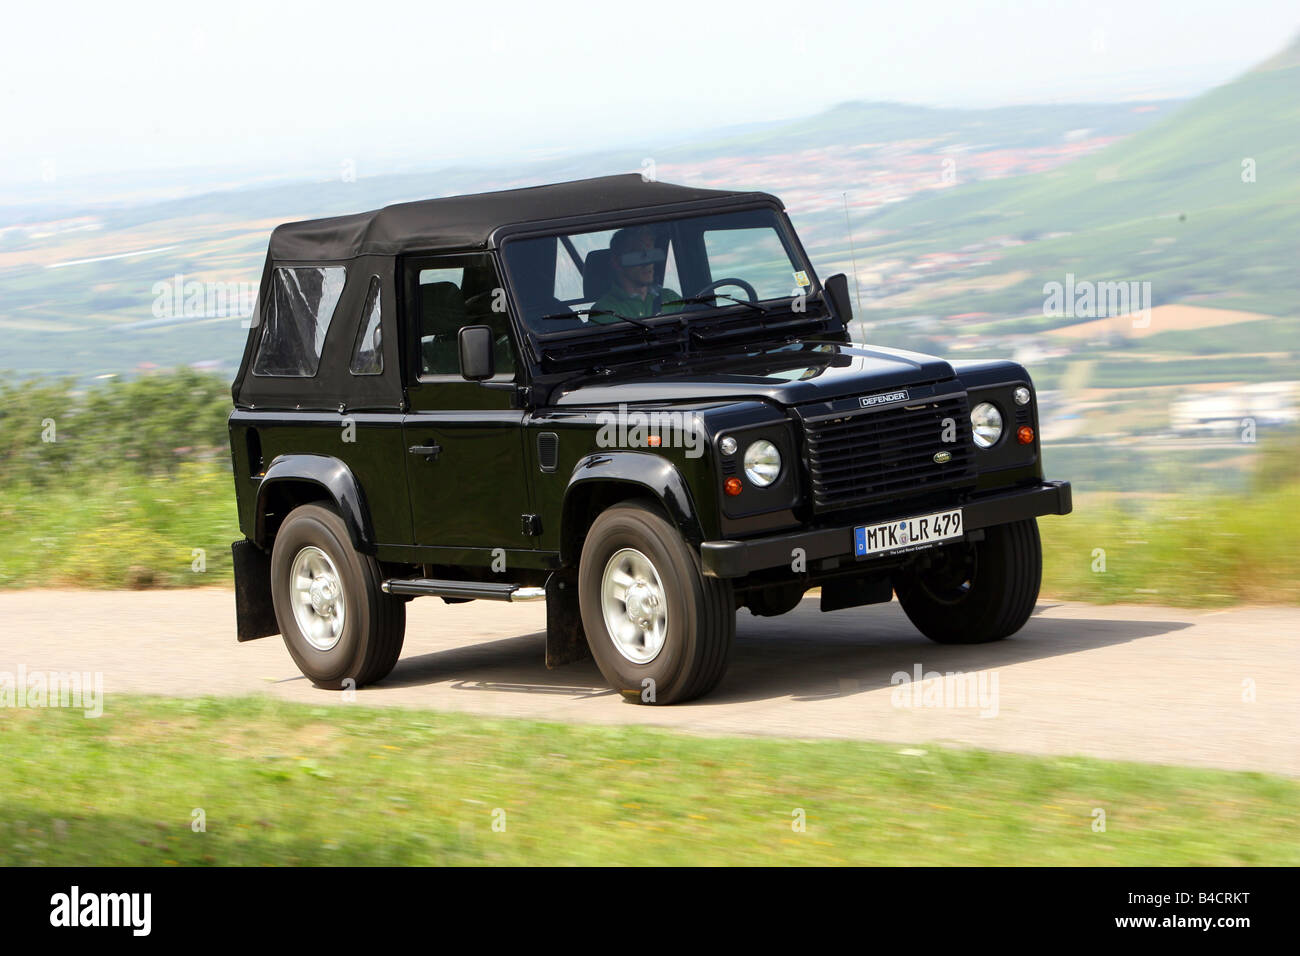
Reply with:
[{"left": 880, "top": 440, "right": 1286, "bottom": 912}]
[{"left": 413, "top": 254, "right": 516, "bottom": 378}]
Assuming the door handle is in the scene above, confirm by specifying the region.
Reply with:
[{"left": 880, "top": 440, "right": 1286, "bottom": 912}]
[{"left": 408, "top": 443, "right": 442, "bottom": 462}]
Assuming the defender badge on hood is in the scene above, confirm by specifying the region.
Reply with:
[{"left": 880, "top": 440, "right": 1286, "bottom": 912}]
[{"left": 859, "top": 389, "right": 909, "bottom": 408}]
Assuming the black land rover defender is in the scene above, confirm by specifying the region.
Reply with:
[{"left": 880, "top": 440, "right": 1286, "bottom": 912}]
[{"left": 229, "top": 174, "right": 1071, "bottom": 704}]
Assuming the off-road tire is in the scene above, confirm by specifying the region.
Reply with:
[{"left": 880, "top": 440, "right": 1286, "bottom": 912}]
[
  {"left": 579, "top": 501, "right": 734, "bottom": 704},
  {"left": 270, "top": 503, "right": 405, "bottom": 688},
  {"left": 894, "top": 518, "right": 1041, "bottom": 644}
]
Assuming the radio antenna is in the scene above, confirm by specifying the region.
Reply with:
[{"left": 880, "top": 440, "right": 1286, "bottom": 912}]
[{"left": 841, "top": 192, "right": 864, "bottom": 312}]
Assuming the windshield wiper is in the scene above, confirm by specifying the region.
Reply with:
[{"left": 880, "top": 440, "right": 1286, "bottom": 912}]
[
  {"left": 673, "top": 293, "right": 770, "bottom": 315},
  {"left": 689, "top": 305, "right": 830, "bottom": 348},
  {"left": 540, "top": 308, "right": 654, "bottom": 330}
]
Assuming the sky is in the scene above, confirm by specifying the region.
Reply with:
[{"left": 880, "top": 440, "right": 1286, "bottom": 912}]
[{"left": 1, "top": 0, "right": 1296, "bottom": 190}]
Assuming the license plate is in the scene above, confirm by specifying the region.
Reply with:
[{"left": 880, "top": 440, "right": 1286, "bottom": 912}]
[{"left": 853, "top": 508, "right": 964, "bottom": 558}]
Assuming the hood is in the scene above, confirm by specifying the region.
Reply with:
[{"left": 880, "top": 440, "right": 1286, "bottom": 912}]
[{"left": 552, "top": 342, "right": 955, "bottom": 407}]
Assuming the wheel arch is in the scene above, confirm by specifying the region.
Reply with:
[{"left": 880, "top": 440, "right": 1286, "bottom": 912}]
[
  {"left": 559, "top": 452, "right": 704, "bottom": 567},
  {"left": 253, "top": 454, "right": 375, "bottom": 554}
]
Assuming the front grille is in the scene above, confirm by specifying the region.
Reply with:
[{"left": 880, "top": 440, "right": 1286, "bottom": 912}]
[{"left": 801, "top": 393, "right": 976, "bottom": 512}]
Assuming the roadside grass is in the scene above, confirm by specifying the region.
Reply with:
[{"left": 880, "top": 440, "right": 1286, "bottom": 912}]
[
  {"left": 1, "top": 462, "right": 1297, "bottom": 608},
  {"left": 1039, "top": 484, "right": 1300, "bottom": 607},
  {"left": 0, "top": 463, "right": 239, "bottom": 588},
  {"left": 1, "top": 696, "right": 1296, "bottom": 866}
]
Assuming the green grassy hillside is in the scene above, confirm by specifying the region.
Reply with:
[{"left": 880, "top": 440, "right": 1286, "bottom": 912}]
[{"left": 857, "top": 36, "right": 1300, "bottom": 318}]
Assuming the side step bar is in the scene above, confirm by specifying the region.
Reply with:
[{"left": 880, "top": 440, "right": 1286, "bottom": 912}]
[{"left": 380, "top": 578, "right": 546, "bottom": 602}]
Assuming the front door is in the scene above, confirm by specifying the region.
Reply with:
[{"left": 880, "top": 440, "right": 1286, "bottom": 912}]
[{"left": 401, "top": 253, "right": 533, "bottom": 563}]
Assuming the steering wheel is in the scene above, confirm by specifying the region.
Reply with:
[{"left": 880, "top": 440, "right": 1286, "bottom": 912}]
[{"left": 690, "top": 277, "right": 759, "bottom": 304}]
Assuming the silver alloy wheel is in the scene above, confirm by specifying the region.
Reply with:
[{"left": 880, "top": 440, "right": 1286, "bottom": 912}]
[
  {"left": 600, "top": 547, "right": 669, "bottom": 664},
  {"left": 290, "top": 545, "right": 346, "bottom": 651}
]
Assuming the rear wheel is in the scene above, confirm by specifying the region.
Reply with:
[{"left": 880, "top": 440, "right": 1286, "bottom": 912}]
[
  {"left": 579, "top": 501, "right": 734, "bottom": 704},
  {"left": 270, "top": 503, "right": 405, "bottom": 688},
  {"left": 894, "top": 518, "right": 1041, "bottom": 644}
]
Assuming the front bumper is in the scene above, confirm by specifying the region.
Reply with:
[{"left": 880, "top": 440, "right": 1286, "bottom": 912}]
[{"left": 700, "top": 480, "right": 1072, "bottom": 578}]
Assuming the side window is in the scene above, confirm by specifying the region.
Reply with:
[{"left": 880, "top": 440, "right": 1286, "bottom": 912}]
[
  {"left": 253, "top": 266, "right": 346, "bottom": 376},
  {"left": 661, "top": 237, "right": 682, "bottom": 296},
  {"left": 349, "top": 276, "right": 383, "bottom": 375},
  {"left": 553, "top": 242, "right": 585, "bottom": 301},
  {"left": 415, "top": 253, "right": 516, "bottom": 378}
]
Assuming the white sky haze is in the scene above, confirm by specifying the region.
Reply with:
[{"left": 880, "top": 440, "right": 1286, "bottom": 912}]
[{"left": 2, "top": 0, "right": 1296, "bottom": 187}]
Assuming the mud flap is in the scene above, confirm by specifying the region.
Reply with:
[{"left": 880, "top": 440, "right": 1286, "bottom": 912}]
[
  {"left": 545, "top": 572, "right": 590, "bottom": 668},
  {"left": 820, "top": 573, "right": 893, "bottom": 613},
  {"left": 232, "top": 539, "right": 279, "bottom": 641}
]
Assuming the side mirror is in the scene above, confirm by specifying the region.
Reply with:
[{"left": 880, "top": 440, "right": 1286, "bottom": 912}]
[
  {"left": 824, "top": 273, "right": 854, "bottom": 324},
  {"left": 458, "top": 325, "right": 495, "bottom": 382}
]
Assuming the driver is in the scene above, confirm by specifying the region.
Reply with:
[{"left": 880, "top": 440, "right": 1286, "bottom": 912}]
[{"left": 590, "top": 226, "right": 684, "bottom": 322}]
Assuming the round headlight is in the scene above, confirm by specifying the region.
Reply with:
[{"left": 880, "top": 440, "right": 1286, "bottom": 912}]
[
  {"left": 971, "top": 402, "right": 1004, "bottom": 449},
  {"left": 743, "top": 440, "right": 781, "bottom": 486},
  {"left": 1014, "top": 386, "right": 1032, "bottom": 406},
  {"left": 719, "top": 436, "right": 738, "bottom": 456}
]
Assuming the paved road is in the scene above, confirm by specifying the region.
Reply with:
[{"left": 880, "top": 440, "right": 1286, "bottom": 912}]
[{"left": 2, "top": 589, "right": 1295, "bottom": 775}]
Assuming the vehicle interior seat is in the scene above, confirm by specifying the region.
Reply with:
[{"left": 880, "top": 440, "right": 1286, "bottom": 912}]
[
  {"left": 507, "top": 236, "right": 583, "bottom": 332},
  {"left": 420, "top": 281, "right": 466, "bottom": 375},
  {"left": 582, "top": 248, "right": 615, "bottom": 304}
]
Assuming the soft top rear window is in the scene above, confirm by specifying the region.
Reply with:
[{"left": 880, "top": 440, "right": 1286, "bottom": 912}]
[{"left": 252, "top": 266, "right": 346, "bottom": 377}]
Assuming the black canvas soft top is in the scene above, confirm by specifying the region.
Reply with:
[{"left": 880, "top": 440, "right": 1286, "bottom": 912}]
[{"left": 267, "top": 174, "right": 780, "bottom": 261}]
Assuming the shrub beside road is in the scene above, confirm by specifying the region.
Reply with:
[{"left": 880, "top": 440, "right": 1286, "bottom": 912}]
[{"left": 0, "top": 370, "right": 237, "bottom": 587}]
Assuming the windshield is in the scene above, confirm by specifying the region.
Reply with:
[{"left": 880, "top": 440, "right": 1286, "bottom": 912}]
[{"left": 501, "top": 207, "right": 812, "bottom": 334}]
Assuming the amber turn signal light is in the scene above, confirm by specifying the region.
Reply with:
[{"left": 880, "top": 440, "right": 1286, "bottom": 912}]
[
  {"left": 1017, "top": 426, "right": 1035, "bottom": 445},
  {"left": 724, "top": 477, "right": 743, "bottom": 496}
]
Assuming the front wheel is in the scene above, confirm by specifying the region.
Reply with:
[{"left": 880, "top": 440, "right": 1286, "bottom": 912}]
[
  {"left": 579, "top": 501, "right": 734, "bottom": 704},
  {"left": 270, "top": 503, "right": 406, "bottom": 689},
  {"left": 893, "top": 518, "right": 1041, "bottom": 644}
]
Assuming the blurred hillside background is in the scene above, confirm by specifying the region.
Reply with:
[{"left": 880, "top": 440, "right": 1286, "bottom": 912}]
[{"left": 0, "top": 7, "right": 1296, "bottom": 596}]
